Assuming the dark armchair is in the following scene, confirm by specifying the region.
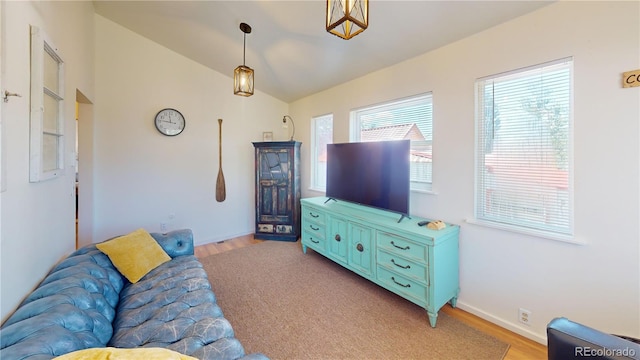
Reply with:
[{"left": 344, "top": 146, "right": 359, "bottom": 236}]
[{"left": 547, "top": 317, "right": 640, "bottom": 359}]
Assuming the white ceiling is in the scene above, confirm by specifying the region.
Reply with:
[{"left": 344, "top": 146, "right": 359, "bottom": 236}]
[{"left": 93, "top": 1, "right": 553, "bottom": 103}]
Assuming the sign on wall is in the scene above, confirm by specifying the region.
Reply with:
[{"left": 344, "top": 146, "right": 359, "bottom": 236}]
[{"left": 622, "top": 69, "right": 640, "bottom": 88}]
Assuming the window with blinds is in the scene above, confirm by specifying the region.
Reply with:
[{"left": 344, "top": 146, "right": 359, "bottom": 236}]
[
  {"left": 351, "top": 93, "right": 433, "bottom": 192},
  {"left": 311, "top": 114, "right": 333, "bottom": 191},
  {"left": 475, "top": 58, "right": 573, "bottom": 238}
]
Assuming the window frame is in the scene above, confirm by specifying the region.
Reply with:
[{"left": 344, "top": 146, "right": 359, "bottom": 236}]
[
  {"left": 310, "top": 113, "right": 333, "bottom": 192},
  {"left": 350, "top": 93, "right": 433, "bottom": 193},
  {"left": 473, "top": 58, "right": 574, "bottom": 241},
  {"left": 30, "top": 25, "right": 65, "bottom": 182},
  {"left": 0, "top": 3, "right": 4, "bottom": 192}
]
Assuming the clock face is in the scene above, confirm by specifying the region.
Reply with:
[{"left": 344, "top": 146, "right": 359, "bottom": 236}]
[{"left": 154, "top": 108, "right": 185, "bottom": 136}]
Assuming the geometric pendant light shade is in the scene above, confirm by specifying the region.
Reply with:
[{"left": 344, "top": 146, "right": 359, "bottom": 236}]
[
  {"left": 326, "top": 0, "right": 368, "bottom": 40},
  {"left": 234, "top": 22, "right": 254, "bottom": 96}
]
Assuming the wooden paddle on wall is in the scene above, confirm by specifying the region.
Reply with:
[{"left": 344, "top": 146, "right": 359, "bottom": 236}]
[{"left": 216, "top": 118, "right": 226, "bottom": 202}]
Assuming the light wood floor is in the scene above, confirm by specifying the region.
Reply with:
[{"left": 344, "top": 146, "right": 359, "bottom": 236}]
[{"left": 195, "top": 235, "right": 548, "bottom": 360}]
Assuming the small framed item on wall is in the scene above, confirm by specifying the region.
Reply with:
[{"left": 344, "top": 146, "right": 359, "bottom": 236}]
[{"left": 262, "top": 132, "right": 273, "bottom": 141}]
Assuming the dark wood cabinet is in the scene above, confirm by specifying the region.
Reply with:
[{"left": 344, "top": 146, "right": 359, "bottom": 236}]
[{"left": 253, "top": 141, "right": 301, "bottom": 241}]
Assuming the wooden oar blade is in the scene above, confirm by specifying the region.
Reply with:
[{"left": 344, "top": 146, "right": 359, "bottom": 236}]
[{"left": 216, "top": 170, "right": 226, "bottom": 202}]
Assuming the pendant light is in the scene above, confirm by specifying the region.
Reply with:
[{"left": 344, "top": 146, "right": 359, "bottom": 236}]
[
  {"left": 234, "top": 22, "right": 254, "bottom": 97},
  {"left": 326, "top": 0, "right": 368, "bottom": 40}
]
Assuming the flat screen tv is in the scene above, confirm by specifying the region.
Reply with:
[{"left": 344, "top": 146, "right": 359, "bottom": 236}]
[{"left": 326, "top": 140, "right": 410, "bottom": 216}]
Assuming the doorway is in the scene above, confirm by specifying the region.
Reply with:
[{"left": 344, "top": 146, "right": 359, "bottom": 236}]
[{"left": 75, "top": 90, "right": 93, "bottom": 249}]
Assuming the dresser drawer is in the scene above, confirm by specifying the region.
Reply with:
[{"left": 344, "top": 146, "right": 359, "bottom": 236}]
[
  {"left": 303, "top": 206, "right": 326, "bottom": 226},
  {"left": 377, "top": 249, "right": 428, "bottom": 285},
  {"left": 302, "top": 230, "right": 325, "bottom": 251},
  {"left": 377, "top": 266, "right": 428, "bottom": 306},
  {"left": 377, "top": 232, "right": 428, "bottom": 263},
  {"left": 302, "top": 220, "right": 325, "bottom": 239}
]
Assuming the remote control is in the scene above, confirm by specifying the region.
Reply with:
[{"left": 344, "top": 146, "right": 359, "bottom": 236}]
[{"left": 417, "top": 221, "right": 429, "bottom": 226}]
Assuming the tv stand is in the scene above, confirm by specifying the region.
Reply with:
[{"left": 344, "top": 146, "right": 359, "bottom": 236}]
[
  {"left": 397, "top": 213, "right": 411, "bottom": 223},
  {"left": 324, "top": 197, "right": 337, "bottom": 204},
  {"left": 300, "top": 197, "right": 460, "bottom": 327}
]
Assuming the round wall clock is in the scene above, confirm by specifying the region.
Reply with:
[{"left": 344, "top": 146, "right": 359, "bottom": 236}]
[{"left": 154, "top": 108, "right": 185, "bottom": 136}]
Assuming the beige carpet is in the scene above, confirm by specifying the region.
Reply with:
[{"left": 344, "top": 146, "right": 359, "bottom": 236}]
[{"left": 200, "top": 241, "right": 509, "bottom": 360}]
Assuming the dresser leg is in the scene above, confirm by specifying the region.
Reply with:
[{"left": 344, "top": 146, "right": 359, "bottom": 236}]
[
  {"left": 450, "top": 296, "right": 458, "bottom": 308},
  {"left": 302, "top": 244, "right": 308, "bottom": 254},
  {"left": 428, "top": 311, "right": 438, "bottom": 328}
]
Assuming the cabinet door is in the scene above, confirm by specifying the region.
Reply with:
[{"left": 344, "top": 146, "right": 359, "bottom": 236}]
[
  {"left": 348, "top": 223, "right": 374, "bottom": 276},
  {"left": 257, "top": 149, "right": 293, "bottom": 232},
  {"left": 327, "top": 216, "right": 348, "bottom": 264}
]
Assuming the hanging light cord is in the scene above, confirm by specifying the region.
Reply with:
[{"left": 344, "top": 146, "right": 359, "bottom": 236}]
[
  {"left": 242, "top": 32, "right": 246, "bottom": 66},
  {"left": 239, "top": 22, "right": 252, "bottom": 67}
]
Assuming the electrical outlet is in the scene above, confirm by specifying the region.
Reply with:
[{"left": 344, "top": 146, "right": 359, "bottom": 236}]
[
  {"left": 160, "top": 223, "right": 167, "bottom": 233},
  {"left": 518, "top": 308, "right": 531, "bottom": 325}
]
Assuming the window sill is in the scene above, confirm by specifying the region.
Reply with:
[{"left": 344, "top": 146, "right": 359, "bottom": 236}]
[
  {"left": 309, "top": 188, "right": 438, "bottom": 196},
  {"left": 465, "top": 218, "right": 585, "bottom": 245},
  {"left": 308, "top": 186, "right": 326, "bottom": 193},
  {"left": 412, "top": 189, "right": 437, "bottom": 195}
]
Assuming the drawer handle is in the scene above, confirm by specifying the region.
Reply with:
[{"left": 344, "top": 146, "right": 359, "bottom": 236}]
[
  {"left": 391, "top": 259, "right": 410, "bottom": 269},
  {"left": 310, "top": 225, "right": 320, "bottom": 231},
  {"left": 309, "top": 212, "right": 320, "bottom": 218},
  {"left": 310, "top": 238, "right": 319, "bottom": 244},
  {"left": 335, "top": 234, "right": 341, "bottom": 242},
  {"left": 391, "top": 277, "right": 411, "bottom": 288},
  {"left": 356, "top": 243, "right": 364, "bottom": 252},
  {"left": 390, "top": 241, "right": 410, "bottom": 251}
]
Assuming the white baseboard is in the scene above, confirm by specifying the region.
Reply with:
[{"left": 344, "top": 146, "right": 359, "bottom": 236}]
[
  {"left": 456, "top": 300, "right": 547, "bottom": 345},
  {"left": 197, "top": 230, "right": 254, "bottom": 246}
]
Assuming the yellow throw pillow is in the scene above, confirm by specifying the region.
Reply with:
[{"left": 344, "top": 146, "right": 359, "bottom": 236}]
[
  {"left": 53, "top": 347, "right": 198, "bottom": 359},
  {"left": 96, "top": 228, "right": 171, "bottom": 283}
]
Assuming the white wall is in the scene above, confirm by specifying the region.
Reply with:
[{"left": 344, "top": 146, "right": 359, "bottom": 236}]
[
  {"left": 1, "top": 0, "right": 95, "bottom": 321},
  {"left": 2, "top": 0, "right": 637, "bottom": 343},
  {"left": 291, "top": 1, "right": 640, "bottom": 343},
  {"left": 93, "top": 15, "right": 288, "bottom": 246}
]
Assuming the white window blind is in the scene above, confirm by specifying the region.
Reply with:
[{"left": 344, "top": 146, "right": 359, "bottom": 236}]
[
  {"left": 311, "top": 114, "right": 333, "bottom": 191},
  {"left": 475, "top": 58, "right": 573, "bottom": 237},
  {"left": 352, "top": 93, "right": 433, "bottom": 192}
]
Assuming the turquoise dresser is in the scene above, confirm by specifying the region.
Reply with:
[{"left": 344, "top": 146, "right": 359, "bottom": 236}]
[{"left": 301, "top": 197, "right": 460, "bottom": 327}]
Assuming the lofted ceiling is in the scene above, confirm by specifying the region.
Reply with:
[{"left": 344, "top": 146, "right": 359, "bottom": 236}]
[{"left": 93, "top": 1, "right": 553, "bottom": 103}]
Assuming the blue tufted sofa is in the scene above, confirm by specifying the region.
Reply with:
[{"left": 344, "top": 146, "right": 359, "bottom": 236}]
[{"left": 0, "top": 229, "right": 268, "bottom": 360}]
